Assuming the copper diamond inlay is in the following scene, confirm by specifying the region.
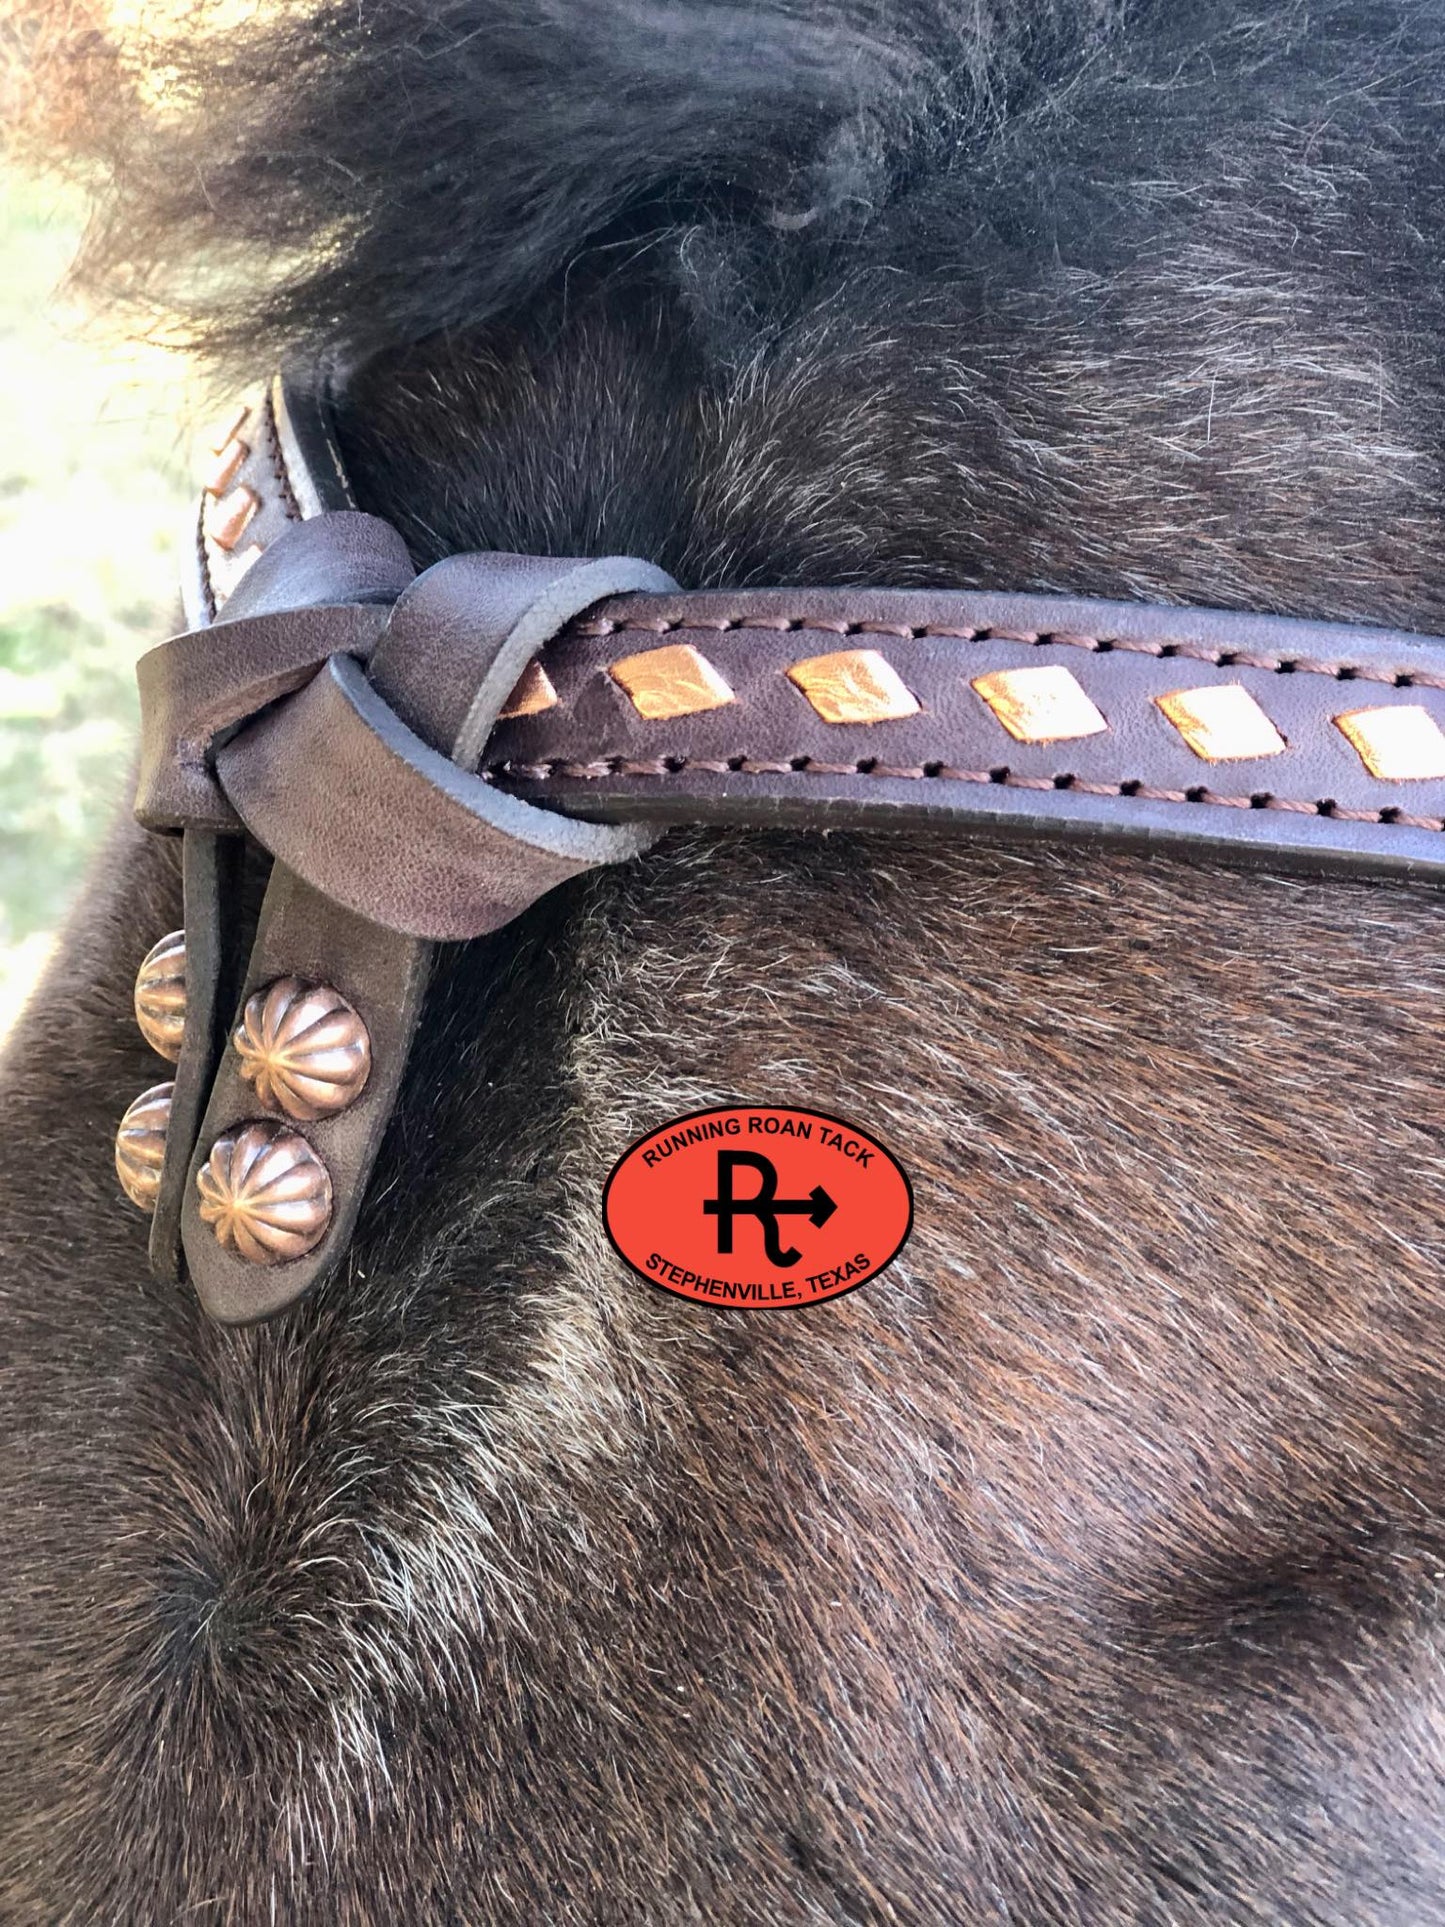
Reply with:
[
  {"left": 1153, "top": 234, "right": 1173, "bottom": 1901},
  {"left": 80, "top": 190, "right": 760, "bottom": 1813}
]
[
  {"left": 1335, "top": 704, "right": 1445, "bottom": 781},
  {"left": 206, "top": 484, "right": 260, "bottom": 553},
  {"left": 973, "top": 665, "right": 1107, "bottom": 744},
  {"left": 1156, "top": 684, "right": 1286, "bottom": 762},
  {"left": 207, "top": 401, "right": 252, "bottom": 454},
  {"left": 498, "top": 660, "right": 559, "bottom": 720},
  {"left": 202, "top": 436, "right": 249, "bottom": 498},
  {"left": 786, "top": 649, "right": 920, "bottom": 725},
  {"left": 610, "top": 643, "right": 734, "bottom": 720}
]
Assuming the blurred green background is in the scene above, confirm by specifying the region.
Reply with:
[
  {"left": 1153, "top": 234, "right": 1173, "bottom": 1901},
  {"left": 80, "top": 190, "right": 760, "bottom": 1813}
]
[{"left": 0, "top": 168, "right": 189, "bottom": 1040}]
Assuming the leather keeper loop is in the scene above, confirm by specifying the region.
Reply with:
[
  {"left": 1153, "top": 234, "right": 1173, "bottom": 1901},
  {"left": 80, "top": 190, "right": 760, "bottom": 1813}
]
[
  {"left": 136, "top": 511, "right": 417, "bottom": 833},
  {"left": 213, "top": 549, "right": 678, "bottom": 939},
  {"left": 216, "top": 653, "right": 657, "bottom": 939},
  {"left": 136, "top": 604, "right": 392, "bottom": 833}
]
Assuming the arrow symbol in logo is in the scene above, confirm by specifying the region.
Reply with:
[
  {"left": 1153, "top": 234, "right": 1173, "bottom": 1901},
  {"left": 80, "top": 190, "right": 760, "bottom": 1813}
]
[{"left": 799, "top": 1184, "right": 836, "bottom": 1229}]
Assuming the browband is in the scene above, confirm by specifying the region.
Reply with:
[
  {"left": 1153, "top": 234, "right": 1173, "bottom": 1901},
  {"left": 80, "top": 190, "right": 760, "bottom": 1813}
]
[{"left": 116, "top": 370, "right": 1445, "bottom": 1324}]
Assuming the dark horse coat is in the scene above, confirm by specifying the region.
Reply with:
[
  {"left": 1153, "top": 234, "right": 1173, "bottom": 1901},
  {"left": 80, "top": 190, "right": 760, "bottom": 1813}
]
[{"left": 5, "top": 1, "right": 1445, "bottom": 1918}]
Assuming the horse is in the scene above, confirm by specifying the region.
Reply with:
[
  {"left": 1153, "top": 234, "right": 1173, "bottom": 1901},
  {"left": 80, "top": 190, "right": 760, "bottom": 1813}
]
[{"left": 5, "top": 0, "right": 1445, "bottom": 1918}]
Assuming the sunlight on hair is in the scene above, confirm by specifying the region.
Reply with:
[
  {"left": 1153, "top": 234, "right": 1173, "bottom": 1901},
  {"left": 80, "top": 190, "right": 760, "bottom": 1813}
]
[{"left": 0, "top": 168, "right": 188, "bottom": 1036}]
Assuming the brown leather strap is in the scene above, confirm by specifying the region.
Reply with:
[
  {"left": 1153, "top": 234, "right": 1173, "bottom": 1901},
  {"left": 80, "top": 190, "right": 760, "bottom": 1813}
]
[
  {"left": 146, "top": 829, "right": 244, "bottom": 1286},
  {"left": 216, "top": 554, "right": 671, "bottom": 938},
  {"left": 146, "top": 550, "right": 1445, "bottom": 910},
  {"left": 180, "top": 863, "right": 433, "bottom": 1323},
  {"left": 481, "top": 586, "right": 1445, "bottom": 885},
  {"left": 181, "top": 371, "right": 358, "bottom": 627}
]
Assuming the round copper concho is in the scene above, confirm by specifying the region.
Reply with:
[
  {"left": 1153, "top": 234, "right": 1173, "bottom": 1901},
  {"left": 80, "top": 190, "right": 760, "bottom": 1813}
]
[
  {"left": 115, "top": 1081, "right": 174, "bottom": 1213},
  {"left": 133, "top": 930, "right": 187, "bottom": 1063},
  {"left": 195, "top": 1120, "right": 333, "bottom": 1266},
  {"left": 233, "top": 977, "right": 371, "bottom": 1122}
]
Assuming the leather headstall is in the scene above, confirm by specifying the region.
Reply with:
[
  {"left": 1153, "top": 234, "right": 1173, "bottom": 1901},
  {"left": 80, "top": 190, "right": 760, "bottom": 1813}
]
[{"left": 114, "top": 369, "right": 1445, "bottom": 1324}]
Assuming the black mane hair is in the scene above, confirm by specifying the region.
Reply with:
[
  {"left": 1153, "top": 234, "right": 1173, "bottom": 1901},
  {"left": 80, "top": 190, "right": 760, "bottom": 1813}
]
[
  {"left": 20, "top": 0, "right": 1125, "bottom": 363},
  {"left": 17, "top": 2, "right": 1439, "bottom": 375},
  {"left": 19, "top": 0, "right": 1445, "bottom": 623}
]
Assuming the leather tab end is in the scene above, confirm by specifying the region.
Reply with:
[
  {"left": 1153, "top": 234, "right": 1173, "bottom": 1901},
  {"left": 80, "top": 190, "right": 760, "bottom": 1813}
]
[
  {"left": 147, "top": 830, "right": 245, "bottom": 1286},
  {"left": 181, "top": 866, "right": 430, "bottom": 1326}
]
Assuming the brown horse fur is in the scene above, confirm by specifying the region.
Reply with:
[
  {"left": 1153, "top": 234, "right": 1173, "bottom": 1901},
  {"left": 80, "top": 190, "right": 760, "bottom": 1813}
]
[{"left": 6, "top": 0, "right": 1445, "bottom": 1918}]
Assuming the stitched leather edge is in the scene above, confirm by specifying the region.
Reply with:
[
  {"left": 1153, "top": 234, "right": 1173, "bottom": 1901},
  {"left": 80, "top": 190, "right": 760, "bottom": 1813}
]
[
  {"left": 259, "top": 386, "right": 304, "bottom": 525},
  {"left": 573, "top": 618, "right": 1443, "bottom": 690},
  {"left": 487, "top": 756, "right": 1445, "bottom": 833}
]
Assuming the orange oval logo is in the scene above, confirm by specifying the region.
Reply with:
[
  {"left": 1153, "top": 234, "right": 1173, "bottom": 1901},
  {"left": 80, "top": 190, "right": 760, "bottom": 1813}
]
[{"left": 603, "top": 1106, "right": 913, "bottom": 1309}]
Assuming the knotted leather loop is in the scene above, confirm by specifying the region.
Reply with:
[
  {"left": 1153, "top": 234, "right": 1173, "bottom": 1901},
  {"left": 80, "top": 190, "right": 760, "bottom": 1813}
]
[
  {"left": 136, "top": 512, "right": 416, "bottom": 833},
  {"left": 218, "top": 656, "right": 653, "bottom": 939},
  {"left": 215, "top": 552, "right": 674, "bottom": 938}
]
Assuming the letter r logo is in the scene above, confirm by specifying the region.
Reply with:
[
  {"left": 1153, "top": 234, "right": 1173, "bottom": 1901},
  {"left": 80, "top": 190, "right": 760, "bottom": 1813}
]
[{"left": 702, "top": 1151, "right": 836, "bottom": 1268}]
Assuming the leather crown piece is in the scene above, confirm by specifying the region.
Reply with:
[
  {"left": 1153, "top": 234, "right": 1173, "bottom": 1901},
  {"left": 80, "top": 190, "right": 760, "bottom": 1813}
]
[{"left": 125, "top": 371, "right": 1445, "bottom": 1324}]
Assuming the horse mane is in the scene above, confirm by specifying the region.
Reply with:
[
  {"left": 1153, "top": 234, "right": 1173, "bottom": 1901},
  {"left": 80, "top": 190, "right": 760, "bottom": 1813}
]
[
  {"left": 6, "top": 0, "right": 1106, "bottom": 362},
  {"left": 15, "top": 2, "right": 1444, "bottom": 621},
  {"left": 13, "top": 0, "right": 1415, "bottom": 379}
]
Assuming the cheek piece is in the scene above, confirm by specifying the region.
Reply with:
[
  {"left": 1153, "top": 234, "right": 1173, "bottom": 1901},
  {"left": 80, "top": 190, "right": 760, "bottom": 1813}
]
[{"left": 119, "top": 368, "right": 1445, "bottom": 1324}]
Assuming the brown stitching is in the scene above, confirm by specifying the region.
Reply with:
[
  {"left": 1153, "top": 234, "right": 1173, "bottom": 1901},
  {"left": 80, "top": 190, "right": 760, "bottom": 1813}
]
[
  {"left": 195, "top": 498, "right": 217, "bottom": 624},
  {"left": 260, "top": 389, "right": 302, "bottom": 523},
  {"left": 485, "top": 756, "right": 1445, "bottom": 832},
  {"left": 569, "top": 616, "right": 1445, "bottom": 690}
]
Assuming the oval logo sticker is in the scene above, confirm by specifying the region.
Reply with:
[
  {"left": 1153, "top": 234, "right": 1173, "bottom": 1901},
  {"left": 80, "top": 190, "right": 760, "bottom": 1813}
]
[{"left": 603, "top": 1106, "right": 913, "bottom": 1309}]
